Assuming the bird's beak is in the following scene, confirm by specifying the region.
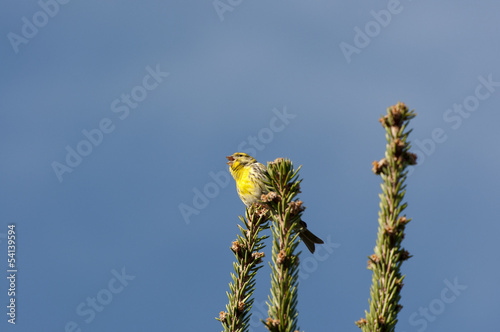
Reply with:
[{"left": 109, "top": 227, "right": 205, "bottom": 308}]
[{"left": 226, "top": 155, "right": 234, "bottom": 166}]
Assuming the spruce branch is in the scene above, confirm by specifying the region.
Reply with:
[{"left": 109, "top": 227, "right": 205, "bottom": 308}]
[
  {"left": 218, "top": 205, "right": 269, "bottom": 332},
  {"left": 262, "top": 158, "right": 303, "bottom": 332},
  {"left": 356, "top": 102, "right": 417, "bottom": 332}
]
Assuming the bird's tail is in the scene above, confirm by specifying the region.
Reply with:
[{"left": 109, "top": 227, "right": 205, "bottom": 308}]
[{"left": 298, "top": 221, "right": 324, "bottom": 254}]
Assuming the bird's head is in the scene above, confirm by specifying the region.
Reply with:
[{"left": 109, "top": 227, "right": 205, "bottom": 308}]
[{"left": 226, "top": 152, "right": 257, "bottom": 169}]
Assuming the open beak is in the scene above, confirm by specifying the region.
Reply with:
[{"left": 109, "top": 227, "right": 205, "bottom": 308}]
[{"left": 226, "top": 155, "right": 234, "bottom": 166}]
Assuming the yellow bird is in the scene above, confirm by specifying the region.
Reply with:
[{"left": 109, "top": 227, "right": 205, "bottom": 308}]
[{"left": 226, "top": 152, "right": 323, "bottom": 253}]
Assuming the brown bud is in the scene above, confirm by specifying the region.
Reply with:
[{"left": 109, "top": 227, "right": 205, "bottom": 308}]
[
  {"left": 277, "top": 250, "right": 287, "bottom": 265},
  {"left": 398, "top": 216, "right": 410, "bottom": 226},
  {"left": 367, "top": 254, "right": 381, "bottom": 269},
  {"left": 370, "top": 254, "right": 381, "bottom": 264},
  {"left": 252, "top": 251, "right": 265, "bottom": 263},
  {"left": 255, "top": 204, "right": 270, "bottom": 218},
  {"left": 261, "top": 191, "right": 279, "bottom": 203},
  {"left": 384, "top": 224, "right": 395, "bottom": 235},
  {"left": 288, "top": 200, "right": 305, "bottom": 216},
  {"left": 389, "top": 102, "right": 407, "bottom": 126},
  {"left": 231, "top": 241, "right": 241, "bottom": 253},
  {"left": 355, "top": 318, "right": 367, "bottom": 327},
  {"left": 372, "top": 158, "right": 388, "bottom": 174},
  {"left": 266, "top": 317, "right": 280, "bottom": 327},
  {"left": 219, "top": 311, "right": 227, "bottom": 322},
  {"left": 379, "top": 115, "right": 390, "bottom": 128}
]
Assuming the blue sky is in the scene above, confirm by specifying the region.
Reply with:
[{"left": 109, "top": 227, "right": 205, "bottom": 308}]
[{"left": 1, "top": 1, "right": 499, "bottom": 331}]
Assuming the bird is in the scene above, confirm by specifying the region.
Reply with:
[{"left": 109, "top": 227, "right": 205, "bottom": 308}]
[{"left": 226, "top": 152, "right": 323, "bottom": 253}]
